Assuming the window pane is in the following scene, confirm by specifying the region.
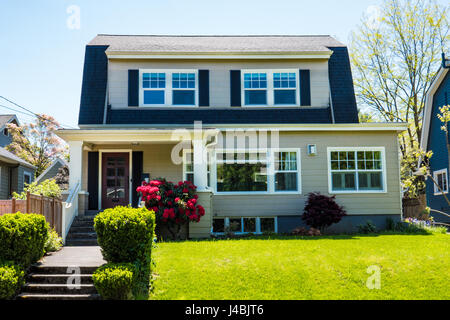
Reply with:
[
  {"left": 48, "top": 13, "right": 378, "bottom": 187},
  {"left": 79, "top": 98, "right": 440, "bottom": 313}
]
[
  {"left": 229, "top": 218, "right": 242, "bottom": 232},
  {"left": 172, "top": 73, "right": 195, "bottom": 89},
  {"left": 217, "top": 163, "right": 267, "bottom": 192},
  {"left": 186, "top": 173, "right": 194, "bottom": 183},
  {"left": 213, "top": 219, "right": 225, "bottom": 233},
  {"left": 332, "top": 172, "right": 356, "bottom": 191},
  {"left": 358, "top": 172, "right": 382, "bottom": 190},
  {"left": 274, "top": 90, "right": 296, "bottom": 105},
  {"left": 245, "top": 90, "right": 267, "bottom": 105},
  {"left": 173, "top": 90, "right": 195, "bottom": 105},
  {"left": 243, "top": 218, "right": 256, "bottom": 233},
  {"left": 144, "top": 90, "right": 165, "bottom": 104},
  {"left": 275, "top": 172, "right": 297, "bottom": 191},
  {"left": 260, "top": 218, "right": 275, "bottom": 233}
]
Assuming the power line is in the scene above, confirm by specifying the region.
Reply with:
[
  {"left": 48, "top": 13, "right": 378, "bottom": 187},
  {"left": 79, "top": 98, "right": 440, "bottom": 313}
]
[
  {"left": 0, "top": 96, "right": 77, "bottom": 129},
  {"left": 0, "top": 104, "right": 36, "bottom": 118}
]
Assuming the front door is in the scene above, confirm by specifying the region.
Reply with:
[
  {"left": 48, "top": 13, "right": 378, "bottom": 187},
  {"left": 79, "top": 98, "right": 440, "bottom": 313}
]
[{"left": 102, "top": 153, "right": 130, "bottom": 209}]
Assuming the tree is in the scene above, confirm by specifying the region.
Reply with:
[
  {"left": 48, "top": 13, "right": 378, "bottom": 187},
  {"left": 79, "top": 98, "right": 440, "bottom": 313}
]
[
  {"left": 6, "top": 114, "right": 67, "bottom": 177},
  {"left": 350, "top": 0, "right": 448, "bottom": 198}
]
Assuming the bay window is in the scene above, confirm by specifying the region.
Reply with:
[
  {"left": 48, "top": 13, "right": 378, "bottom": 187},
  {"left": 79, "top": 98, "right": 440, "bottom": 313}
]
[
  {"left": 328, "top": 148, "right": 386, "bottom": 193},
  {"left": 140, "top": 70, "right": 197, "bottom": 106},
  {"left": 242, "top": 70, "right": 299, "bottom": 106}
]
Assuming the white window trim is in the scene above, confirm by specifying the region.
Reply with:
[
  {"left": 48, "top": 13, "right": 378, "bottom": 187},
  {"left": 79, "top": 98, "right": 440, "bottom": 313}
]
[
  {"left": 139, "top": 69, "right": 199, "bottom": 107},
  {"left": 241, "top": 69, "right": 300, "bottom": 107},
  {"left": 182, "top": 149, "right": 211, "bottom": 186},
  {"left": 211, "top": 217, "right": 278, "bottom": 235},
  {"left": 327, "top": 147, "right": 387, "bottom": 194},
  {"left": 433, "top": 168, "right": 448, "bottom": 195},
  {"left": 212, "top": 148, "right": 302, "bottom": 195},
  {"left": 23, "top": 171, "right": 32, "bottom": 186}
]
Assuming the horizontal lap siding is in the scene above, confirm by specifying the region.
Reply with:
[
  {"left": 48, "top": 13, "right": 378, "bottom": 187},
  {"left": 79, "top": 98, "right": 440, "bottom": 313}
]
[
  {"left": 213, "top": 131, "right": 401, "bottom": 217},
  {"left": 107, "top": 59, "right": 330, "bottom": 108}
]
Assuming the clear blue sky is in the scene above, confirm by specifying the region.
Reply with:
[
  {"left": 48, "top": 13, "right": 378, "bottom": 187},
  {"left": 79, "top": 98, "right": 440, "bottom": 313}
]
[{"left": 0, "top": 0, "right": 394, "bottom": 128}]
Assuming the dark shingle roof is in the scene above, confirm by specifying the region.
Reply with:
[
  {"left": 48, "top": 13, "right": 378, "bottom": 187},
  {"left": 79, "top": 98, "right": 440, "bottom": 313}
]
[{"left": 89, "top": 35, "right": 343, "bottom": 54}]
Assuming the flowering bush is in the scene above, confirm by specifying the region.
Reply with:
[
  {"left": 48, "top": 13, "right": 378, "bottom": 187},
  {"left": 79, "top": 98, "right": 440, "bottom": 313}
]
[{"left": 136, "top": 178, "right": 205, "bottom": 239}]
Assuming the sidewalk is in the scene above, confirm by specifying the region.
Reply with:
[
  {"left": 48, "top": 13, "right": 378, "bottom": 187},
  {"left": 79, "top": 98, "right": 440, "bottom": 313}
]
[{"left": 38, "top": 246, "right": 106, "bottom": 267}]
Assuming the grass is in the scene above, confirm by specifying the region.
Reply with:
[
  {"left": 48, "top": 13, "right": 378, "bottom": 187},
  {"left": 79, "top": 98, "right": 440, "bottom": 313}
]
[{"left": 150, "top": 233, "right": 450, "bottom": 300}]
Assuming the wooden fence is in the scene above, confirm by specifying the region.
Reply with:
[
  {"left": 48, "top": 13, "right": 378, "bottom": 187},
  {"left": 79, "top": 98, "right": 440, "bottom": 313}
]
[
  {"left": 402, "top": 194, "right": 427, "bottom": 219},
  {"left": 0, "top": 192, "right": 63, "bottom": 236}
]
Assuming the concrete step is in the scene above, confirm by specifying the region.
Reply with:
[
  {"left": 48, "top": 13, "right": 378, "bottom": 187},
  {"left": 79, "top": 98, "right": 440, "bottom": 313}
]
[
  {"left": 68, "top": 226, "right": 95, "bottom": 233},
  {"left": 70, "top": 220, "right": 95, "bottom": 228},
  {"left": 23, "top": 283, "right": 97, "bottom": 295},
  {"left": 65, "top": 239, "right": 98, "bottom": 246},
  {"left": 17, "top": 293, "right": 101, "bottom": 300},
  {"left": 31, "top": 265, "right": 99, "bottom": 274},
  {"left": 67, "top": 232, "right": 97, "bottom": 240},
  {"left": 27, "top": 273, "right": 93, "bottom": 284}
]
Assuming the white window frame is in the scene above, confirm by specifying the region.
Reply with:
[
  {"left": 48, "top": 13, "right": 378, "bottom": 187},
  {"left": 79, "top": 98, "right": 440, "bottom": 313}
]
[
  {"left": 139, "top": 69, "right": 198, "bottom": 107},
  {"left": 23, "top": 171, "right": 32, "bottom": 186},
  {"left": 211, "top": 217, "right": 278, "bottom": 235},
  {"left": 241, "top": 69, "right": 300, "bottom": 107},
  {"left": 212, "top": 148, "right": 301, "bottom": 195},
  {"left": 433, "top": 168, "right": 448, "bottom": 195},
  {"left": 327, "top": 147, "right": 387, "bottom": 194}
]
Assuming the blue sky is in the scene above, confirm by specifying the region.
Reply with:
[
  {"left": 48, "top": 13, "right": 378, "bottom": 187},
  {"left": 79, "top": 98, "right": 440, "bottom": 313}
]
[{"left": 0, "top": 0, "right": 392, "bottom": 128}]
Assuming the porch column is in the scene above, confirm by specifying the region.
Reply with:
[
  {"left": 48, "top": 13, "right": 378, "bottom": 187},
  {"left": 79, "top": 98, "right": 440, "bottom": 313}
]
[
  {"left": 68, "top": 140, "right": 83, "bottom": 191},
  {"left": 193, "top": 138, "right": 208, "bottom": 191}
]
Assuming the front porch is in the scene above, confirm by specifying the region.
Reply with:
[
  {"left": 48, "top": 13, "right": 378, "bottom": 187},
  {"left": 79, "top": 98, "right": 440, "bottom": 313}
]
[{"left": 58, "top": 129, "right": 214, "bottom": 239}]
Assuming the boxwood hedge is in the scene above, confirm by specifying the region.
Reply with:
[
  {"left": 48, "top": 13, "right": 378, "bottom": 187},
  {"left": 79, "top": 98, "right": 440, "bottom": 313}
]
[
  {"left": 0, "top": 263, "right": 25, "bottom": 299},
  {"left": 92, "top": 263, "right": 137, "bottom": 300}
]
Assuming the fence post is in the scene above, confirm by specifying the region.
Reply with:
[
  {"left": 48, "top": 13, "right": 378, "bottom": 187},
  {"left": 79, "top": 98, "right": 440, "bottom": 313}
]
[
  {"left": 26, "top": 191, "right": 31, "bottom": 213},
  {"left": 11, "top": 197, "right": 16, "bottom": 213},
  {"left": 40, "top": 193, "right": 44, "bottom": 215}
]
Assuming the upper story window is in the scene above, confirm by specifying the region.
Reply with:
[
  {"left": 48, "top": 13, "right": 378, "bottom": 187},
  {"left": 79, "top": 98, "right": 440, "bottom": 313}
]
[
  {"left": 433, "top": 169, "right": 448, "bottom": 195},
  {"left": 328, "top": 147, "right": 386, "bottom": 193},
  {"left": 140, "top": 70, "right": 197, "bottom": 107},
  {"left": 242, "top": 70, "right": 299, "bottom": 107}
]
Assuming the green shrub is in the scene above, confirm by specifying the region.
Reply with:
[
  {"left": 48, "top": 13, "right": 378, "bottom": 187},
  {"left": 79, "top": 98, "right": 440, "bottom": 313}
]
[
  {"left": 94, "top": 206, "right": 155, "bottom": 264},
  {"left": 357, "top": 220, "right": 377, "bottom": 234},
  {"left": 92, "top": 263, "right": 136, "bottom": 300},
  {"left": 13, "top": 179, "right": 62, "bottom": 200},
  {"left": 45, "top": 228, "right": 63, "bottom": 253},
  {"left": 0, "top": 213, "right": 49, "bottom": 267},
  {"left": 0, "top": 263, "right": 25, "bottom": 299}
]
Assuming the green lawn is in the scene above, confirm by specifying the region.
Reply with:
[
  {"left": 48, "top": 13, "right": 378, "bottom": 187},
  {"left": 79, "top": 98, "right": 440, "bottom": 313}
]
[{"left": 150, "top": 234, "right": 450, "bottom": 300}]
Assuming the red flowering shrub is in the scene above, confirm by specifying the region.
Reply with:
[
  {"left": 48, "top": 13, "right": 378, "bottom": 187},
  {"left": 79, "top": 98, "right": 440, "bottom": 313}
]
[
  {"left": 301, "top": 192, "right": 346, "bottom": 231},
  {"left": 136, "top": 178, "right": 205, "bottom": 239}
]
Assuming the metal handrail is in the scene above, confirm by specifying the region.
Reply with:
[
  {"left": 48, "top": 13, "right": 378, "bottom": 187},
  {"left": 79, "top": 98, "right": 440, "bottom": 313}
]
[{"left": 64, "top": 181, "right": 80, "bottom": 209}]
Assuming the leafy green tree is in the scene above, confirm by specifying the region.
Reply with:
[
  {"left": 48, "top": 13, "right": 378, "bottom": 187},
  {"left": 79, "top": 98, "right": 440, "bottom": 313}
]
[{"left": 350, "top": 0, "right": 449, "bottom": 198}]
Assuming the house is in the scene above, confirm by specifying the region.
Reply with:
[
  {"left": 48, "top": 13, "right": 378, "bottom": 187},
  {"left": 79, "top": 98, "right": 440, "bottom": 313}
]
[
  {"left": 34, "top": 158, "right": 68, "bottom": 185},
  {"left": 0, "top": 147, "right": 35, "bottom": 199},
  {"left": 0, "top": 114, "right": 19, "bottom": 147},
  {"left": 56, "top": 35, "right": 406, "bottom": 237},
  {"left": 420, "top": 54, "right": 450, "bottom": 224}
]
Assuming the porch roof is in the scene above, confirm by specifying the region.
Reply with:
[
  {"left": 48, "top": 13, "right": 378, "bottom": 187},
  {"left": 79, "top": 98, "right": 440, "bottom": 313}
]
[{"left": 56, "top": 123, "right": 407, "bottom": 143}]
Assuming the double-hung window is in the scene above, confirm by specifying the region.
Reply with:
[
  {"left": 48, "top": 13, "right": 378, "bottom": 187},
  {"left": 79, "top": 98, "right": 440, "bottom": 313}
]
[
  {"left": 328, "top": 148, "right": 386, "bottom": 193},
  {"left": 274, "top": 151, "right": 298, "bottom": 191},
  {"left": 433, "top": 169, "right": 448, "bottom": 195},
  {"left": 140, "top": 70, "right": 197, "bottom": 106},
  {"left": 242, "top": 70, "right": 299, "bottom": 106}
]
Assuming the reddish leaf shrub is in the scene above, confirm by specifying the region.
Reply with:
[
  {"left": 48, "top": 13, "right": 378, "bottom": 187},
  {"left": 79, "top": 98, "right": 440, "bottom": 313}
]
[
  {"left": 302, "top": 192, "right": 346, "bottom": 230},
  {"left": 136, "top": 178, "right": 205, "bottom": 239},
  {"left": 291, "top": 227, "right": 321, "bottom": 236}
]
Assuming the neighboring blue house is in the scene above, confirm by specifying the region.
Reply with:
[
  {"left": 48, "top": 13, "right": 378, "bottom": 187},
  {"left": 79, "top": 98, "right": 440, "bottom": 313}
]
[
  {"left": 0, "top": 114, "right": 19, "bottom": 147},
  {"left": 420, "top": 54, "right": 450, "bottom": 224}
]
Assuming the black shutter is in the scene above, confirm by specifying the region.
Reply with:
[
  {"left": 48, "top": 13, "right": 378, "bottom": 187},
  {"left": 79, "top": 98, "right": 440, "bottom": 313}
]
[
  {"left": 299, "top": 70, "right": 311, "bottom": 106},
  {"left": 132, "top": 151, "right": 143, "bottom": 207},
  {"left": 87, "top": 152, "right": 99, "bottom": 210},
  {"left": 230, "top": 70, "right": 241, "bottom": 106},
  {"left": 199, "top": 70, "right": 210, "bottom": 106},
  {"left": 128, "top": 69, "right": 139, "bottom": 106}
]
